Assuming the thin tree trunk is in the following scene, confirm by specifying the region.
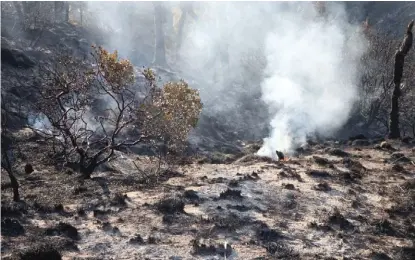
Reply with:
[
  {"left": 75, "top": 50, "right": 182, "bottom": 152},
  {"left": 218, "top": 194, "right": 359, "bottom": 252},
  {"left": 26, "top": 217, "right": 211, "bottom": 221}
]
[
  {"left": 12, "top": 2, "right": 24, "bottom": 20},
  {"left": 80, "top": 3, "right": 83, "bottom": 25},
  {"left": 176, "top": 9, "right": 187, "bottom": 55},
  {"left": 153, "top": 2, "right": 167, "bottom": 66},
  {"left": 388, "top": 20, "right": 413, "bottom": 139},
  {"left": 2, "top": 150, "right": 20, "bottom": 202},
  {"left": 65, "top": 2, "right": 69, "bottom": 22},
  {"left": 54, "top": 1, "right": 64, "bottom": 22}
]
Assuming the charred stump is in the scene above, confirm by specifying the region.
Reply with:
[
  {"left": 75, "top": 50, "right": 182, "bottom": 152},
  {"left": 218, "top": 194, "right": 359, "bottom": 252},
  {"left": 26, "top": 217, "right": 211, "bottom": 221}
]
[{"left": 388, "top": 20, "right": 413, "bottom": 139}]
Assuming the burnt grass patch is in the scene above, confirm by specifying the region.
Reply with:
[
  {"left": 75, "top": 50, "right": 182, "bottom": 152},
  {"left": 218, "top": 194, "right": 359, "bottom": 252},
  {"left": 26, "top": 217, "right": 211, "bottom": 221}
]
[
  {"left": 254, "top": 222, "right": 298, "bottom": 258},
  {"left": 308, "top": 221, "right": 333, "bottom": 232},
  {"left": 326, "top": 208, "right": 354, "bottom": 231},
  {"left": 183, "top": 189, "right": 201, "bottom": 203},
  {"left": 310, "top": 208, "right": 354, "bottom": 233},
  {"left": 371, "top": 219, "right": 399, "bottom": 237},
  {"left": 17, "top": 243, "right": 62, "bottom": 260},
  {"left": 386, "top": 186, "right": 414, "bottom": 218},
  {"left": 135, "top": 169, "right": 184, "bottom": 187},
  {"left": 313, "top": 156, "right": 330, "bottom": 166},
  {"left": 390, "top": 152, "right": 411, "bottom": 163},
  {"left": 337, "top": 171, "right": 362, "bottom": 183},
  {"left": 155, "top": 196, "right": 185, "bottom": 215},
  {"left": 109, "top": 192, "right": 128, "bottom": 207},
  {"left": 31, "top": 201, "right": 69, "bottom": 215},
  {"left": 265, "top": 241, "right": 300, "bottom": 258},
  {"left": 198, "top": 212, "right": 260, "bottom": 236},
  {"left": 226, "top": 204, "right": 252, "bottom": 212},
  {"left": 129, "top": 234, "right": 145, "bottom": 245},
  {"left": 327, "top": 148, "right": 350, "bottom": 157},
  {"left": 395, "top": 246, "right": 415, "bottom": 260},
  {"left": 45, "top": 222, "right": 80, "bottom": 240},
  {"left": 1, "top": 201, "right": 28, "bottom": 218},
  {"left": 278, "top": 169, "right": 303, "bottom": 182},
  {"left": 192, "top": 238, "right": 233, "bottom": 257},
  {"left": 256, "top": 224, "right": 285, "bottom": 242},
  {"left": 282, "top": 183, "right": 296, "bottom": 190},
  {"left": 1, "top": 218, "right": 25, "bottom": 236},
  {"left": 342, "top": 158, "right": 367, "bottom": 175},
  {"left": 211, "top": 212, "right": 251, "bottom": 232},
  {"left": 218, "top": 188, "right": 243, "bottom": 200},
  {"left": 314, "top": 182, "right": 331, "bottom": 192},
  {"left": 306, "top": 169, "right": 331, "bottom": 178}
]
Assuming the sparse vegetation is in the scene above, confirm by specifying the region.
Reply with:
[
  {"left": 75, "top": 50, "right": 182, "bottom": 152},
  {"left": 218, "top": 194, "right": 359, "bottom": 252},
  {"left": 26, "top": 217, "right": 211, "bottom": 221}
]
[{"left": 1, "top": 2, "right": 415, "bottom": 260}]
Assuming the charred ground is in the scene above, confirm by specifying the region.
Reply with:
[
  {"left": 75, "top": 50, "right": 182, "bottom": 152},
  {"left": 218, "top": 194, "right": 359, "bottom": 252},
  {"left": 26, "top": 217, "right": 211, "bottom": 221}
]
[
  {"left": 1, "top": 130, "right": 414, "bottom": 259},
  {"left": 2, "top": 2, "right": 415, "bottom": 260}
]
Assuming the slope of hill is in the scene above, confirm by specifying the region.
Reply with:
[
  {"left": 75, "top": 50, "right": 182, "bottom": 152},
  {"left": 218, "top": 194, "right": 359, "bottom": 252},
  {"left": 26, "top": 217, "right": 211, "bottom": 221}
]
[
  {"left": 2, "top": 2, "right": 415, "bottom": 260},
  {"left": 1, "top": 129, "right": 414, "bottom": 259}
]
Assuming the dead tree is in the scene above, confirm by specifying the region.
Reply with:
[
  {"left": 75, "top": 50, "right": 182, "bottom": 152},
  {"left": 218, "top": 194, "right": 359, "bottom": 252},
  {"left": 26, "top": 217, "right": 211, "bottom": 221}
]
[
  {"left": 357, "top": 25, "right": 397, "bottom": 134},
  {"left": 388, "top": 20, "right": 414, "bottom": 139},
  {"left": 32, "top": 49, "right": 151, "bottom": 179}
]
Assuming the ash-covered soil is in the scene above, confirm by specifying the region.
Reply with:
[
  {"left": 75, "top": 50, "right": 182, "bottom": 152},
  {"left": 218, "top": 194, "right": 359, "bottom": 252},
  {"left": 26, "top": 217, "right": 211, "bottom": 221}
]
[{"left": 1, "top": 132, "right": 415, "bottom": 260}]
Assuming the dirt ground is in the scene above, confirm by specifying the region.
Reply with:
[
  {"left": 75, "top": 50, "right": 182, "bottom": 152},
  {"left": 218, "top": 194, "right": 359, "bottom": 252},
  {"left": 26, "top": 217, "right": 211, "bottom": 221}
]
[{"left": 1, "top": 131, "right": 414, "bottom": 259}]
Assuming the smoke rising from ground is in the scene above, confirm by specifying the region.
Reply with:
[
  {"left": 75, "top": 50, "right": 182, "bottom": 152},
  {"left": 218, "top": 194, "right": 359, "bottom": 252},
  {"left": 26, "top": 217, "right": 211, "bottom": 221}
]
[
  {"left": 258, "top": 3, "right": 367, "bottom": 158},
  {"left": 20, "top": 2, "right": 367, "bottom": 157},
  {"left": 177, "top": 2, "right": 367, "bottom": 158}
]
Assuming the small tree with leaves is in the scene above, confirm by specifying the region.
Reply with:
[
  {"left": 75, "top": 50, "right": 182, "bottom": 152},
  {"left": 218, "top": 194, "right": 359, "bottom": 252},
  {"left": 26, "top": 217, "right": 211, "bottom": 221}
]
[
  {"left": 32, "top": 46, "right": 202, "bottom": 179},
  {"left": 142, "top": 78, "right": 203, "bottom": 154}
]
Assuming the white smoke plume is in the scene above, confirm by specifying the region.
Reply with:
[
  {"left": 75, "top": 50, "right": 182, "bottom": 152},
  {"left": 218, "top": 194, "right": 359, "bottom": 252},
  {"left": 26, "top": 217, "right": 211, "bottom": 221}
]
[
  {"left": 29, "top": 2, "right": 367, "bottom": 157},
  {"left": 177, "top": 2, "right": 368, "bottom": 158},
  {"left": 256, "top": 3, "right": 368, "bottom": 158}
]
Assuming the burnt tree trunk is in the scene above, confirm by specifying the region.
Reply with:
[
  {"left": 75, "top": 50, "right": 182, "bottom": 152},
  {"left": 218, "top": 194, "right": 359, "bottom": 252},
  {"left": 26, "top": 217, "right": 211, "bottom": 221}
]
[
  {"left": 64, "top": 2, "right": 69, "bottom": 22},
  {"left": 80, "top": 163, "right": 97, "bottom": 179},
  {"left": 80, "top": 3, "right": 84, "bottom": 25},
  {"left": 2, "top": 151, "right": 20, "bottom": 202},
  {"left": 153, "top": 2, "right": 167, "bottom": 66},
  {"left": 78, "top": 149, "right": 97, "bottom": 179},
  {"left": 1, "top": 130, "right": 20, "bottom": 202},
  {"left": 388, "top": 20, "right": 413, "bottom": 139}
]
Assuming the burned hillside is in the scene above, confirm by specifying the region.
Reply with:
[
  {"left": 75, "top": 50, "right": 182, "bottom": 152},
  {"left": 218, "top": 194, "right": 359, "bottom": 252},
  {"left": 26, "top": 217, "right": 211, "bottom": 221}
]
[{"left": 1, "top": 1, "right": 415, "bottom": 260}]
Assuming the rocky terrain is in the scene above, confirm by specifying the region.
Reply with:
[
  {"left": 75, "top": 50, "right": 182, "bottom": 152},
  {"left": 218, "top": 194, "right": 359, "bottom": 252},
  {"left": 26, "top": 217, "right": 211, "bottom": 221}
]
[{"left": 1, "top": 129, "right": 414, "bottom": 259}]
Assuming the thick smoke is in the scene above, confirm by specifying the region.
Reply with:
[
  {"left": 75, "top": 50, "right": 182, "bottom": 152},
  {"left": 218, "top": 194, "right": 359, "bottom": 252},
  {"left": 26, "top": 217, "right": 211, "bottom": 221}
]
[
  {"left": 257, "top": 3, "right": 368, "bottom": 158},
  {"left": 177, "top": 2, "right": 367, "bottom": 158},
  {"left": 24, "top": 2, "right": 367, "bottom": 157},
  {"left": 177, "top": 2, "right": 274, "bottom": 138}
]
